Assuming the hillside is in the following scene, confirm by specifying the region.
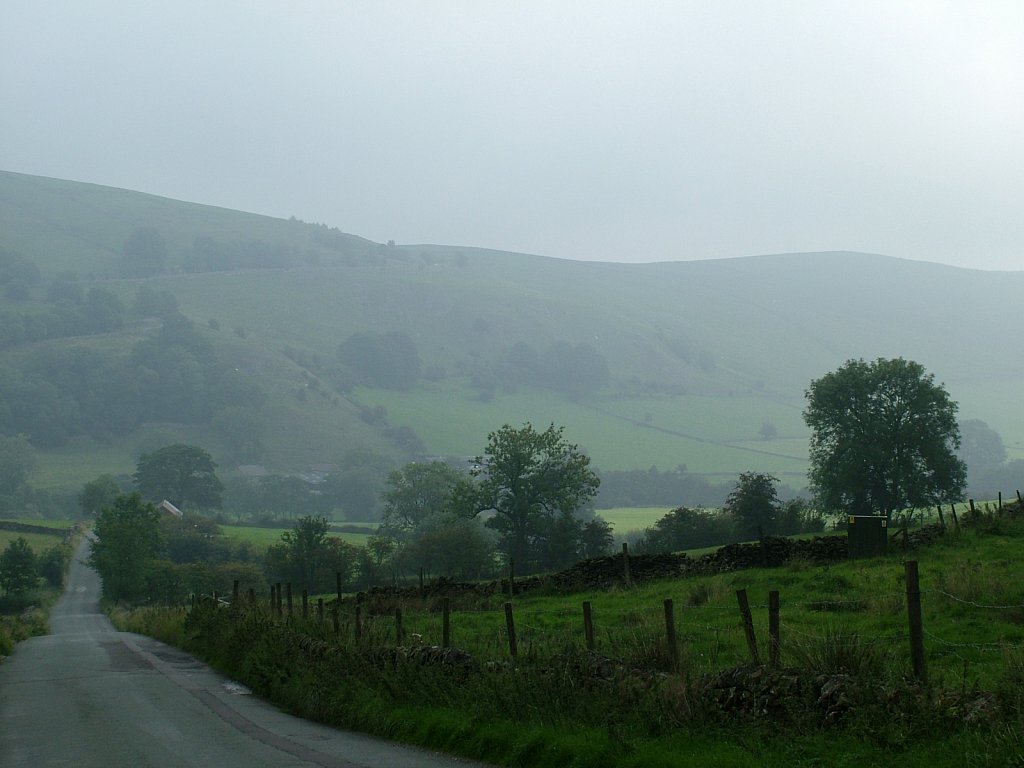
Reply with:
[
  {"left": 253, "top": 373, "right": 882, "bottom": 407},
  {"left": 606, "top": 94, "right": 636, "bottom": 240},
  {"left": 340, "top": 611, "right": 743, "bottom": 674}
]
[{"left": 1, "top": 170, "right": 1022, "bottom": 511}]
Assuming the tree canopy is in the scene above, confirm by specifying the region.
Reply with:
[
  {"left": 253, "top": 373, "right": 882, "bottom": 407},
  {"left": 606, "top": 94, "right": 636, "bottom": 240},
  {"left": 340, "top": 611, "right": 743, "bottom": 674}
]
[
  {"left": 725, "top": 472, "right": 780, "bottom": 540},
  {"left": 472, "top": 422, "right": 600, "bottom": 571},
  {"left": 134, "top": 444, "right": 224, "bottom": 510},
  {"left": 803, "top": 358, "right": 966, "bottom": 517},
  {"left": 0, "top": 537, "right": 37, "bottom": 596},
  {"left": 89, "top": 493, "right": 163, "bottom": 602}
]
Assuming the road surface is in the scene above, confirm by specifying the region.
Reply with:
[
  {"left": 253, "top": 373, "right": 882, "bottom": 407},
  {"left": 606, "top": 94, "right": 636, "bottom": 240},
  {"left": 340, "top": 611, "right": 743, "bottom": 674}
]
[{"left": 0, "top": 540, "right": 490, "bottom": 768}]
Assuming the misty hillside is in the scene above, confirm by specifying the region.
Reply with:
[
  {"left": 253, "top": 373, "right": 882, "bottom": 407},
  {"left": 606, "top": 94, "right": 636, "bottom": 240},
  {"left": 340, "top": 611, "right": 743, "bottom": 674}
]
[{"left": 1, "top": 170, "right": 1021, "bottom": 505}]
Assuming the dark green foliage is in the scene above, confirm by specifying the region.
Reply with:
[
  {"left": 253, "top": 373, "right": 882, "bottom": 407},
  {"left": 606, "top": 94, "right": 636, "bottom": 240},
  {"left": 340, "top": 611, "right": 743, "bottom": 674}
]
[
  {"left": 37, "top": 544, "right": 70, "bottom": 588},
  {"left": 337, "top": 331, "right": 421, "bottom": 390},
  {"left": 79, "top": 474, "right": 122, "bottom": 517},
  {"left": 725, "top": 471, "right": 781, "bottom": 539},
  {"left": 134, "top": 444, "right": 223, "bottom": 511},
  {"left": 0, "top": 537, "right": 37, "bottom": 595},
  {"left": 472, "top": 423, "right": 600, "bottom": 572},
  {"left": 804, "top": 358, "right": 967, "bottom": 517},
  {"left": 579, "top": 516, "right": 615, "bottom": 558},
  {"left": 390, "top": 514, "right": 496, "bottom": 581},
  {"left": 596, "top": 465, "right": 725, "bottom": 508},
  {"left": 635, "top": 507, "right": 736, "bottom": 553},
  {"left": 380, "top": 461, "right": 475, "bottom": 536},
  {"left": 0, "top": 434, "right": 35, "bottom": 495},
  {"left": 89, "top": 493, "right": 163, "bottom": 602},
  {"left": 265, "top": 515, "right": 360, "bottom": 593}
]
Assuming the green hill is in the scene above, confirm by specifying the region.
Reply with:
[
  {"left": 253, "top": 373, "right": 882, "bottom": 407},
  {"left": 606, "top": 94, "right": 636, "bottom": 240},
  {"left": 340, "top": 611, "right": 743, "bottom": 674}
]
[{"left": 2, "top": 170, "right": 1022, "bottom": 511}]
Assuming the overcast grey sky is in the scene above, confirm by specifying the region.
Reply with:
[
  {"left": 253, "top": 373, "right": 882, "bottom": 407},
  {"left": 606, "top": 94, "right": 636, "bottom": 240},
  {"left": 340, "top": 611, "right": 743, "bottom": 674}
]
[{"left": 3, "top": 1, "right": 1022, "bottom": 269}]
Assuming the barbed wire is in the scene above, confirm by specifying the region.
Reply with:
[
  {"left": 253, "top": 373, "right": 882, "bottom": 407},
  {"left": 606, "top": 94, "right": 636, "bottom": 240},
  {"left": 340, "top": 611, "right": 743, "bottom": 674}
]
[
  {"left": 925, "top": 589, "right": 1024, "bottom": 611},
  {"left": 922, "top": 629, "right": 1024, "bottom": 652}
]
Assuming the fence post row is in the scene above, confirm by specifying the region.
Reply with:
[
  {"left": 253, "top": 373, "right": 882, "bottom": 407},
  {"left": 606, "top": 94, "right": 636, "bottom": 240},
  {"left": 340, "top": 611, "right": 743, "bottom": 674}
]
[
  {"left": 622, "top": 542, "right": 632, "bottom": 587},
  {"left": 582, "top": 600, "right": 595, "bottom": 651},
  {"left": 768, "top": 590, "right": 780, "bottom": 668},
  {"left": 663, "top": 598, "right": 678, "bottom": 671},
  {"left": 905, "top": 560, "right": 927, "bottom": 684},
  {"left": 442, "top": 597, "right": 451, "bottom": 649},
  {"left": 735, "top": 588, "right": 760, "bottom": 665},
  {"left": 504, "top": 602, "right": 518, "bottom": 659}
]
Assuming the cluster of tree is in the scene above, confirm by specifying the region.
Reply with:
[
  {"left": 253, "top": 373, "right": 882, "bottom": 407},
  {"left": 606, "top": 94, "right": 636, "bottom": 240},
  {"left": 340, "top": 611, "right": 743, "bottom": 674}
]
[
  {"left": 0, "top": 311, "right": 265, "bottom": 448},
  {"left": 0, "top": 536, "right": 69, "bottom": 604},
  {"left": 221, "top": 450, "right": 393, "bottom": 522},
  {"left": 804, "top": 357, "right": 966, "bottom": 517},
  {"left": 633, "top": 472, "right": 823, "bottom": 554},
  {"left": 89, "top": 493, "right": 263, "bottom": 604},
  {"left": 264, "top": 516, "right": 362, "bottom": 594},
  {"left": 0, "top": 246, "right": 41, "bottom": 301},
  {"left": 956, "top": 419, "right": 1022, "bottom": 499},
  {"left": 595, "top": 464, "right": 726, "bottom": 508},
  {"left": 182, "top": 236, "right": 302, "bottom": 273},
  {"left": 0, "top": 268, "right": 168, "bottom": 349},
  {"left": 475, "top": 340, "right": 610, "bottom": 401},
  {"left": 336, "top": 331, "right": 421, "bottom": 390}
]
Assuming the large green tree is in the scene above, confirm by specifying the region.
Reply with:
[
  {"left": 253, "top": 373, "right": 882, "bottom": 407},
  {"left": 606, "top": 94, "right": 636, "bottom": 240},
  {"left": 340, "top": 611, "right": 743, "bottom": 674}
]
[
  {"left": 380, "top": 461, "right": 475, "bottom": 537},
  {"left": 472, "top": 423, "right": 600, "bottom": 572},
  {"left": 0, "top": 537, "right": 38, "bottom": 596},
  {"left": 134, "top": 444, "right": 223, "bottom": 510},
  {"left": 89, "top": 493, "right": 163, "bottom": 602},
  {"left": 803, "top": 358, "right": 966, "bottom": 517},
  {"left": 725, "top": 472, "right": 781, "bottom": 540}
]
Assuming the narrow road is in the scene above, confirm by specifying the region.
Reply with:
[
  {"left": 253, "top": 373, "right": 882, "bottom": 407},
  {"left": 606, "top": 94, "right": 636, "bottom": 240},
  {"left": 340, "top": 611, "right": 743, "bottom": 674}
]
[{"left": 0, "top": 540, "right": 490, "bottom": 768}]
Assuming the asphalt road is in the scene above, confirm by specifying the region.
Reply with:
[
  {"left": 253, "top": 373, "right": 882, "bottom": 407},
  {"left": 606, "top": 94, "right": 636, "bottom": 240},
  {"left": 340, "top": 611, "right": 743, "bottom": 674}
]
[{"left": 0, "top": 540, "right": 491, "bottom": 768}]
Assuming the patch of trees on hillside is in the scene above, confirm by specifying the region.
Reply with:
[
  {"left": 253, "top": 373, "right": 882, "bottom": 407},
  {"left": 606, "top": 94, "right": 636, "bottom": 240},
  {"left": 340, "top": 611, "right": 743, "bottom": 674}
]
[
  {"left": 0, "top": 312, "right": 266, "bottom": 448},
  {"left": 595, "top": 465, "right": 726, "bottom": 508}
]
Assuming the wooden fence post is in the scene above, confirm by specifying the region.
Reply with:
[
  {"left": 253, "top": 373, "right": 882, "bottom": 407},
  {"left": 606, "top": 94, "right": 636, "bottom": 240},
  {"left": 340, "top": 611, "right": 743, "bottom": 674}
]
[
  {"left": 936, "top": 505, "right": 945, "bottom": 529},
  {"left": 622, "top": 542, "right": 632, "bottom": 587},
  {"left": 905, "top": 560, "right": 927, "bottom": 684},
  {"left": 395, "top": 607, "right": 404, "bottom": 644},
  {"left": 663, "top": 598, "right": 678, "bottom": 671},
  {"left": 768, "top": 590, "right": 780, "bottom": 668},
  {"left": 504, "top": 602, "right": 518, "bottom": 659},
  {"left": 247, "top": 588, "right": 255, "bottom": 605},
  {"left": 998, "top": 491, "right": 1003, "bottom": 510},
  {"left": 950, "top": 504, "right": 959, "bottom": 530},
  {"left": 735, "top": 589, "right": 760, "bottom": 665},
  {"left": 275, "top": 583, "right": 283, "bottom": 618},
  {"left": 442, "top": 597, "right": 451, "bottom": 648},
  {"left": 286, "top": 583, "right": 293, "bottom": 616},
  {"left": 317, "top": 598, "right": 324, "bottom": 622},
  {"left": 1016, "top": 490, "right": 1022, "bottom": 503},
  {"left": 582, "top": 601, "right": 595, "bottom": 651},
  {"left": 355, "top": 605, "right": 363, "bottom": 642},
  {"left": 232, "top": 579, "right": 239, "bottom": 605},
  {"left": 301, "top": 589, "right": 309, "bottom": 619}
]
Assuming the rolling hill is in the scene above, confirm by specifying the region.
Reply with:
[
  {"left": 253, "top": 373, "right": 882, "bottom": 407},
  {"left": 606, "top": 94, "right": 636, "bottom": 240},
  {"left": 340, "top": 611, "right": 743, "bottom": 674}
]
[{"left": 2, "top": 169, "right": 1021, "bottom": 509}]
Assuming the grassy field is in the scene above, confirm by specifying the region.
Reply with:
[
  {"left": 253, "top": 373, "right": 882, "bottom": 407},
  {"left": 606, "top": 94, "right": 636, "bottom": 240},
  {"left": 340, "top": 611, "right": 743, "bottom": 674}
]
[
  {"left": 0, "top": 523, "right": 71, "bottom": 555},
  {"left": 356, "top": 385, "right": 812, "bottom": 477},
  {"left": 596, "top": 506, "right": 674, "bottom": 537},
  {"left": 119, "top": 508, "right": 1024, "bottom": 767}
]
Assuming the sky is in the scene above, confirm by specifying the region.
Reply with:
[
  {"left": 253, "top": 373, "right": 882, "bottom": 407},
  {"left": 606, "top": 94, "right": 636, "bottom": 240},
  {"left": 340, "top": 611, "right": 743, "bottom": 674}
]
[{"left": 2, "top": 1, "right": 1023, "bottom": 270}]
